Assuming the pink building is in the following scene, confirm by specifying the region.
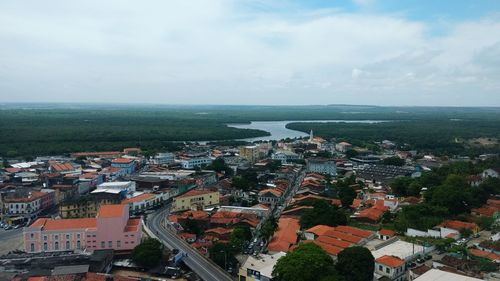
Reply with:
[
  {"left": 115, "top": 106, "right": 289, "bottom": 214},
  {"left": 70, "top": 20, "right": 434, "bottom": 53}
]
[{"left": 24, "top": 204, "right": 142, "bottom": 253}]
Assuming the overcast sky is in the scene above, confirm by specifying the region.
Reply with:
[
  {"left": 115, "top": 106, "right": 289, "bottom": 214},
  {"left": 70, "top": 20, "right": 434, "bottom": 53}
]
[{"left": 1, "top": 0, "right": 500, "bottom": 106}]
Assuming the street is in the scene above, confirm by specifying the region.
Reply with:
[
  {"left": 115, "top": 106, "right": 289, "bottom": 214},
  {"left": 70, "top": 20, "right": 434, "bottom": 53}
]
[{"left": 148, "top": 206, "right": 233, "bottom": 281}]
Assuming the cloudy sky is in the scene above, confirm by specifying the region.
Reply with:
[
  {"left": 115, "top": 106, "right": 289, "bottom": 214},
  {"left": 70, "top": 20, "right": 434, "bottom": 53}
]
[{"left": 1, "top": 0, "right": 500, "bottom": 106}]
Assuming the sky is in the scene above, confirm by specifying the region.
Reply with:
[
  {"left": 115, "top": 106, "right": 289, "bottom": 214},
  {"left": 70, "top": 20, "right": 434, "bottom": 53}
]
[{"left": 1, "top": 0, "right": 500, "bottom": 106}]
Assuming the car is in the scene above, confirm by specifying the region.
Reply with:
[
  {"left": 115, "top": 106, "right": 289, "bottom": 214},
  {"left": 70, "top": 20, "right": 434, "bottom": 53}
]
[
  {"left": 253, "top": 238, "right": 258, "bottom": 243},
  {"left": 408, "top": 262, "right": 416, "bottom": 268},
  {"left": 13, "top": 225, "right": 21, "bottom": 229},
  {"left": 473, "top": 233, "right": 480, "bottom": 238},
  {"left": 4, "top": 225, "right": 12, "bottom": 230},
  {"left": 416, "top": 258, "right": 425, "bottom": 263},
  {"left": 424, "top": 255, "right": 432, "bottom": 260},
  {"left": 259, "top": 241, "right": 264, "bottom": 247}
]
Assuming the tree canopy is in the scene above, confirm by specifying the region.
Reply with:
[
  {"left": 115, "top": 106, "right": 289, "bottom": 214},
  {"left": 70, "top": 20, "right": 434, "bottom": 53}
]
[
  {"left": 131, "top": 238, "right": 163, "bottom": 268},
  {"left": 272, "top": 243, "right": 336, "bottom": 281},
  {"left": 335, "top": 247, "right": 374, "bottom": 281},
  {"left": 300, "top": 200, "right": 347, "bottom": 229}
]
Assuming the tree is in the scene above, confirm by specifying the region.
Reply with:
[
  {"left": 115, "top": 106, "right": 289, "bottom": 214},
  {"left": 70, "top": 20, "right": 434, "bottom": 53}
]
[
  {"left": 382, "top": 157, "right": 405, "bottom": 166},
  {"left": 335, "top": 247, "right": 374, "bottom": 281},
  {"left": 300, "top": 200, "right": 347, "bottom": 229},
  {"left": 208, "top": 242, "right": 237, "bottom": 270},
  {"left": 184, "top": 218, "right": 202, "bottom": 236},
  {"left": 232, "top": 176, "right": 250, "bottom": 191},
  {"left": 260, "top": 216, "right": 278, "bottom": 239},
  {"left": 338, "top": 186, "right": 356, "bottom": 208},
  {"left": 345, "top": 149, "right": 358, "bottom": 158},
  {"left": 459, "top": 227, "right": 473, "bottom": 238},
  {"left": 230, "top": 226, "right": 252, "bottom": 251},
  {"left": 272, "top": 243, "right": 336, "bottom": 281},
  {"left": 131, "top": 238, "right": 163, "bottom": 268}
]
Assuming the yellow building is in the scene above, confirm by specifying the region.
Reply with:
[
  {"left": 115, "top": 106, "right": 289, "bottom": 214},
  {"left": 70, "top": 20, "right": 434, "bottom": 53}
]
[
  {"left": 239, "top": 145, "right": 259, "bottom": 163},
  {"left": 59, "top": 195, "right": 121, "bottom": 218},
  {"left": 172, "top": 189, "right": 220, "bottom": 212}
]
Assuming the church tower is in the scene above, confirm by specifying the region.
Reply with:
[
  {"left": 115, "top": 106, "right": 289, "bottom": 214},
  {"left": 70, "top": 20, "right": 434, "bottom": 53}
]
[{"left": 309, "top": 129, "right": 313, "bottom": 142}]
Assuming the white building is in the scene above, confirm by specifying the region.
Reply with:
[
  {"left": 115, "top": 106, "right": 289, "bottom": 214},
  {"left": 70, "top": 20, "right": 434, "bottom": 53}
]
[
  {"left": 153, "top": 152, "right": 175, "bottom": 165},
  {"left": 375, "top": 255, "right": 406, "bottom": 281},
  {"left": 306, "top": 158, "right": 337, "bottom": 176},
  {"left": 94, "top": 181, "right": 136, "bottom": 195},
  {"left": 482, "top": 168, "right": 500, "bottom": 179},
  {"left": 413, "top": 269, "right": 482, "bottom": 281},
  {"left": 178, "top": 157, "right": 213, "bottom": 169},
  {"left": 239, "top": 252, "right": 286, "bottom": 281},
  {"left": 272, "top": 150, "right": 301, "bottom": 164}
]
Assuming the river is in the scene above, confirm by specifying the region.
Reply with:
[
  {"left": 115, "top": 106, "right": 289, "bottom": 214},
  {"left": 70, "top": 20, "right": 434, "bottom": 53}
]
[{"left": 227, "top": 120, "right": 385, "bottom": 142}]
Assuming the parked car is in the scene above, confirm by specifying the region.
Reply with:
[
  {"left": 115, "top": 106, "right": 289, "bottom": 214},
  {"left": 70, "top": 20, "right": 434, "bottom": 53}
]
[
  {"left": 416, "top": 258, "right": 425, "bottom": 263},
  {"left": 4, "top": 225, "right": 12, "bottom": 230},
  {"left": 424, "top": 255, "right": 432, "bottom": 260}
]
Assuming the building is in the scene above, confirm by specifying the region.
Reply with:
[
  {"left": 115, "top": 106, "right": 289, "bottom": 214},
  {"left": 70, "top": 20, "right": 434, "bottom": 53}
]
[
  {"left": 238, "top": 252, "right": 286, "bottom": 281},
  {"left": 121, "top": 192, "right": 162, "bottom": 214},
  {"left": 2, "top": 190, "right": 55, "bottom": 219},
  {"left": 413, "top": 268, "right": 482, "bottom": 281},
  {"left": 178, "top": 157, "right": 213, "bottom": 169},
  {"left": 111, "top": 158, "right": 136, "bottom": 175},
  {"left": 258, "top": 189, "right": 283, "bottom": 205},
  {"left": 378, "top": 229, "right": 396, "bottom": 241},
  {"left": 240, "top": 146, "right": 259, "bottom": 163},
  {"left": 94, "top": 181, "right": 136, "bottom": 195},
  {"left": 59, "top": 193, "right": 123, "bottom": 218},
  {"left": 306, "top": 158, "right": 337, "bottom": 176},
  {"left": 482, "top": 168, "right": 500, "bottom": 179},
  {"left": 153, "top": 152, "right": 175, "bottom": 165},
  {"left": 271, "top": 150, "right": 301, "bottom": 164},
  {"left": 335, "top": 142, "right": 352, "bottom": 153},
  {"left": 24, "top": 204, "right": 142, "bottom": 253},
  {"left": 374, "top": 255, "right": 406, "bottom": 281},
  {"left": 267, "top": 217, "right": 300, "bottom": 253},
  {"left": 371, "top": 240, "right": 432, "bottom": 263},
  {"left": 438, "top": 220, "right": 479, "bottom": 235},
  {"left": 172, "top": 189, "right": 220, "bottom": 212}
]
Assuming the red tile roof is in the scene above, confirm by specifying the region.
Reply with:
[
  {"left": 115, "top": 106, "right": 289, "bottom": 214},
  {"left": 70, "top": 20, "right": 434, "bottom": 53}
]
[
  {"left": 30, "top": 218, "right": 97, "bottom": 231},
  {"left": 98, "top": 204, "right": 126, "bottom": 218},
  {"left": 205, "top": 227, "right": 233, "bottom": 235},
  {"left": 469, "top": 248, "right": 500, "bottom": 262},
  {"left": 121, "top": 193, "right": 155, "bottom": 204},
  {"left": 308, "top": 240, "right": 343, "bottom": 256},
  {"left": 268, "top": 217, "right": 300, "bottom": 252},
  {"left": 258, "top": 188, "right": 283, "bottom": 197},
  {"left": 177, "top": 189, "right": 217, "bottom": 199},
  {"left": 111, "top": 158, "right": 134, "bottom": 164},
  {"left": 376, "top": 255, "right": 405, "bottom": 267},
  {"left": 378, "top": 229, "right": 396, "bottom": 237},
  {"left": 439, "top": 220, "right": 478, "bottom": 231},
  {"left": 50, "top": 162, "right": 75, "bottom": 172},
  {"left": 316, "top": 235, "right": 352, "bottom": 249},
  {"left": 335, "top": 225, "right": 372, "bottom": 238}
]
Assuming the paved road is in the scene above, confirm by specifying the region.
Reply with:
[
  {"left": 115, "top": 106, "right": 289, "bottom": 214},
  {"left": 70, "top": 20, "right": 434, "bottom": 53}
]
[
  {"left": 0, "top": 228, "right": 23, "bottom": 241},
  {"left": 148, "top": 207, "right": 233, "bottom": 281}
]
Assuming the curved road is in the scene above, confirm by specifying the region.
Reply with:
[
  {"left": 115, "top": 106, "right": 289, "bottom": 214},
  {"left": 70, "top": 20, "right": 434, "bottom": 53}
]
[{"left": 148, "top": 207, "right": 233, "bottom": 281}]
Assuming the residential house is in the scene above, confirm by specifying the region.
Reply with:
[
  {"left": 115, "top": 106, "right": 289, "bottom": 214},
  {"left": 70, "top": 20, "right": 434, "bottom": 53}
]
[
  {"left": 111, "top": 158, "right": 135, "bottom": 175},
  {"left": 375, "top": 255, "right": 406, "bottom": 281},
  {"left": 258, "top": 189, "right": 282, "bottom": 205},
  {"left": 482, "top": 168, "right": 500, "bottom": 179}
]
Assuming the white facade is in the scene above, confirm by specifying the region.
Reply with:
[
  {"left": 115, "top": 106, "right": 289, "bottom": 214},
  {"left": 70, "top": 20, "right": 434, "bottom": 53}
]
[
  {"left": 153, "top": 153, "right": 175, "bottom": 165},
  {"left": 414, "top": 269, "right": 482, "bottom": 281},
  {"left": 375, "top": 259, "right": 406, "bottom": 281},
  {"left": 178, "top": 157, "right": 213, "bottom": 169},
  {"left": 482, "top": 168, "right": 499, "bottom": 179},
  {"left": 306, "top": 159, "right": 337, "bottom": 176},
  {"left": 272, "top": 151, "right": 301, "bottom": 164}
]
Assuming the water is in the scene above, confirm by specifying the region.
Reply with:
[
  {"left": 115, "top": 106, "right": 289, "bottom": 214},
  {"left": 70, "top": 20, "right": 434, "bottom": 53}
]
[{"left": 227, "top": 120, "right": 385, "bottom": 142}]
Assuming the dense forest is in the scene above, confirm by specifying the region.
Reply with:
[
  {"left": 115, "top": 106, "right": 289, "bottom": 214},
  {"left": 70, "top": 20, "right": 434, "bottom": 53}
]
[
  {"left": 1, "top": 104, "right": 499, "bottom": 158},
  {"left": 287, "top": 119, "right": 500, "bottom": 156}
]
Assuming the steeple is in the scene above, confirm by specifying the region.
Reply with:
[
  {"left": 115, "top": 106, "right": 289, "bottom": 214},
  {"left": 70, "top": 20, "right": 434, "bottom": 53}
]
[{"left": 309, "top": 129, "right": 313, "bottom": 141}]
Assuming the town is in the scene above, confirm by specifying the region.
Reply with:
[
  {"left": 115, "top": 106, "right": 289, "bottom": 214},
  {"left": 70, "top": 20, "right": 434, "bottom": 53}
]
[{"left": 0, "top": 129, "right": 498, "bottom": 281}]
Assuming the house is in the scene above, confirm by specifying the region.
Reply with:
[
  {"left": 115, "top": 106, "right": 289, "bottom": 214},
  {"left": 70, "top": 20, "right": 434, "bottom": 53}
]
[
  {"left": 49, "top": 162, "right": 80, "bottom": 175},
  {"left": 303, "top": 225, "right": 373, "bottom": 256},
  {"left": 374, "top": 255, "right": 406, "bottom": 281},
  {"left": 272, "top": 150, "right": 301, "bottom": 164},
  {"left": 408, "top": 265, "right": 431, "bottom": 281},
  {"left": 3, "top": 190, "right": 55, "bottom": 219},
  {"left": 465, "top": 175, "right": 482, "bottom": 187},
  {"left": 24, "top": 204, "right": 142, "bottom": 253},
  {"left": 172, "top": 189, "right": 220, "bottom": 212},
  {"left": 306, "top": 158, "right": 337, "bottom": 176},
  {"left": 258, "top": 189, "right": 283, "bottom": 205},
  {"left": 371, "top": 240, "right": 431, "bottom": 262},
  {"left": 152, "top": 152, "right": 175, "bottom": 165},
  {"left": 111, "top": 158, "right": 136, "bottom": 175},
  {"left": 378, "top": 229, "right": 396, "bottom": 241},
  {"left": 267, "top": 217, "right": 300, "bottom": 253},
  {"left": 438, "top": 220, "right": 479, "bottom": 235}
]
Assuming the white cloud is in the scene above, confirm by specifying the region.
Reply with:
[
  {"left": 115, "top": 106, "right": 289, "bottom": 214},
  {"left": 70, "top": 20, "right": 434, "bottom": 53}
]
[{"left": 0, "top": 0, "right": 499, "bottom": 105}]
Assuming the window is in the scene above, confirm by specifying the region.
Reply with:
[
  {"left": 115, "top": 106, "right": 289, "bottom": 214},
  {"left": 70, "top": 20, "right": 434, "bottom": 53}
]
[
  {"left": 108, "top": 241, "right": 112, "bottom": 248},
  {"left": 54, "top": 241, "right": 59, "bottom": 250},
  {"left": 30, "top": 243, "right": 35, "bottom": 252},
  {"left": 66, "top": 241, "right": 70, "bottom": 250},
  {"left": 30, "top": 233, "right": 34, "bottom": 239},
  {"left": 77, "top": 233, "right": 80, "bottom": 239},
  {"left": 54, "top": 235, "right": 59, "bottom": 240},
  {"left": 66, "top": 234, "right": 70, "bottom": 240},
  {"left": 76, "top": 241, "right": 81, "bottom": 249},
  {"left": 379, "top": 265, "right": 383, "bottom": 271},
  {"left": 117, "top": 241, "right": 121, "bottom": 247},
  {"left": 101, "top": 241, "right": 105, "bottom": 248},
  {"left": 43, "top": 243, "right": 48, "bottom": 251},
  {"left": 386, "top": 267, "right": 390, "bottom": 274}
]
